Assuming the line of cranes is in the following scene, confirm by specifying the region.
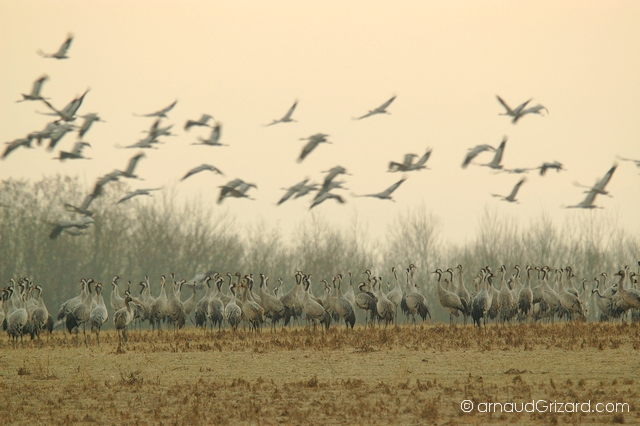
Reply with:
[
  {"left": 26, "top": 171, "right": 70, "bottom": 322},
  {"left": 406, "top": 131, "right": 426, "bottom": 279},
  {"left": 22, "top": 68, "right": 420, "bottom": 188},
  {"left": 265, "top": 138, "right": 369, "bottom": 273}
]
[
  {"left": 3, "top": 262, "right": 639, "bottom": 347},
  {"left": 2, "top": 33, "right": 637, "bottom": 243}
]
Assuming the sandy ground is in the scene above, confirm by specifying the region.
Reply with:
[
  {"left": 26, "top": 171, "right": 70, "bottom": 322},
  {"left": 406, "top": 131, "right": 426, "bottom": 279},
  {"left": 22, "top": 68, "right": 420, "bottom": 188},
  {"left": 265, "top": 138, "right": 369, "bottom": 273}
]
[{"left": 1, "top": 323, "right": 638, "bottom": 425}]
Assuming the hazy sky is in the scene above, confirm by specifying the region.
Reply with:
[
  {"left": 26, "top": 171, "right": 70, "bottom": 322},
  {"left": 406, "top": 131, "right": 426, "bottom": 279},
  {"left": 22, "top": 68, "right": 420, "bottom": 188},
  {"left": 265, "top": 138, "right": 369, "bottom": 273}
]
[{"left": 2, "top": 1, "right": 639, "bottom": 245}]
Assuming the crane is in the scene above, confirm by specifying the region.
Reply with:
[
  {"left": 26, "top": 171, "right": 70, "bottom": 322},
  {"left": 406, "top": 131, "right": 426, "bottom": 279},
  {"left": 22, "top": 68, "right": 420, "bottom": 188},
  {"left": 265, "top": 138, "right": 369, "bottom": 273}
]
[
  {"left": 496, "top": 95, "right": 531, "bottom": 124},
  {"left": 37, "top": 33, "right": 73, "bottom": 59},
  {"left": 298, "top": 133, "right": 331, "bottom": 162},
  {"left": 353, "top": 177, "right": 407, "bottom": 201},
  {"left": 353, "top": 95, "right": 396, "bottom": 120},
  {"left": 193, "top": 123, "right": 225, "bottom": 146},
  {"left": 39, "top": 89, "right": 90, "bottom": 122},
  {"left": 120, "top": 152, "right": 146, "bottom": 178},
  {"left": 491, "top": 178, "right": 526, "bottom": 203},
  {"left": 264, "top": 100, "right": 298, "bottom": 126},
  {"left": 134, "top": 100, "right": 177, "bottom": 118},
  {"left": 117, "top": 188, "right": 162, "bottom": 204},
  {"left": 573, "top": 163, "right": 617, "bottom": 197},
  {"left": 56, "top": 142, "right": 91, "bottom": 161},
  {"left": 181, "top": 164, "right": 224, "bottom": 181},
  {"left": 2, "top": 136, "right": 35, "bottom": 160},
  {"left": 16, "top": 75, "right": 49, "bottom": 102},
  {"left": 184, "top": 114, "right": 213, "bottom": 131},
  {"left": 461, "top": 144, "right": 496, "bottom": 168},
  {"left": 480, "top": 136, "right": 507, "bottom": 170},
  {"left": 49, "top": 216, "right": 95, "bottom": 239}
]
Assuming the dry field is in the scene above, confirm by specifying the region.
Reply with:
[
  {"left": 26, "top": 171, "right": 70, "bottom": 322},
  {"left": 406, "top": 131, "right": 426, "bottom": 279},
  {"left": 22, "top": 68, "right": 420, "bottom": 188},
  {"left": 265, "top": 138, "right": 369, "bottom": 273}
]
[{"left": 1, "top": 323, "right": 639, "bottom": 425}]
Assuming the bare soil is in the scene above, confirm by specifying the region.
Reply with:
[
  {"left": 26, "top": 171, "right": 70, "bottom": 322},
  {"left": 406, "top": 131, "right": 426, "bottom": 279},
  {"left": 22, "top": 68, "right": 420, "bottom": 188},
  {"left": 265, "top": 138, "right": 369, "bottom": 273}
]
[{"left": 1, "top": 322, "right": 638, "bottom": 425}]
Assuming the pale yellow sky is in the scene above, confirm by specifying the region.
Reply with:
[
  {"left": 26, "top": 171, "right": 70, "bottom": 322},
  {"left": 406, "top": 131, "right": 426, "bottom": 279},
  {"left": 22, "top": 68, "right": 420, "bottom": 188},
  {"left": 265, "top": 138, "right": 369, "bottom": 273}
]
[{"left": 2, "top": 1, "right": 639, "bottom": 245}]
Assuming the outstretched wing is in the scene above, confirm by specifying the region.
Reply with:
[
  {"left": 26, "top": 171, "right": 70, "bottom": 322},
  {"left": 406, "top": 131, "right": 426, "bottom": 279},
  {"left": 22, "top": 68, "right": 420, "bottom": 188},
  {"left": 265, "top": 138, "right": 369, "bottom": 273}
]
[
  {"left": 377, "top": 95, "right": 396, "bottom": 111},
  {"left": 56, "top": 34, "right": 73, "bottom": 56},
  {"left": 282, "top": 100, "right": 298, "bottom": 120}
]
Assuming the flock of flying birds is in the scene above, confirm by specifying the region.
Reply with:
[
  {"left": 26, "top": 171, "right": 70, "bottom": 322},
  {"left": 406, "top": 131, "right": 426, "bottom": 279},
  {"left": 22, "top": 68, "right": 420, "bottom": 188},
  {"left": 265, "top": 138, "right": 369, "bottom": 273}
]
[{"left": 3, "top": 34, "right": 639, "bottom": 240}]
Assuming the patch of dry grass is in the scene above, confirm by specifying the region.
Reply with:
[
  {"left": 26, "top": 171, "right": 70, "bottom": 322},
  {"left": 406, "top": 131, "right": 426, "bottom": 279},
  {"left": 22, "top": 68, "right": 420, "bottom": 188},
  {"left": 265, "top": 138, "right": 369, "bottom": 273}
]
[{"left": 0, "top": 322, "right": 638, "bottom": 424}]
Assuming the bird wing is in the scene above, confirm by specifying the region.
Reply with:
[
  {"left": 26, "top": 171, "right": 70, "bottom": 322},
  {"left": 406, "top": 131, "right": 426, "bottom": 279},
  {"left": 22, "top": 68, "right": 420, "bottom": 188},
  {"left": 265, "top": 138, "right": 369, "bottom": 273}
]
[
  {"left": 56, "top": 34, "right": 73, "bottom": 56},
  {"left": 496, "top": 95, "right": 513, "bottom": 113},
  {"left": 413, "top": 148, "right": 432, "bottom": 167},
  {"left": 489, "top": 137, "right": 507, "bottom": 167},
  {"left": 507, "top": 178, "right": 526, "bottom": 200},
  {"left": 49, "top": 224, "right": 65, "bottom": 239},
  {"left": 578, "top": 189, "right": 598, "bottom": 208},
  {"left": 158, "top": 100, "right": 177, "bottom": 115},
  {"left": 125, "top": 153, "right": 145, "bottom": 175},
  {"left": 381, "top": 177, "right": 407, "bottom": 197},
  {"left": 354, "top": 111, "right": 375, "bottom": 120},
  {"left": 282, "top": 101, "right": 298, "bottom": 120},
  {"left": 277, "top": 188, "right": 297, "bottom": 205},
  {"left": 513, "top": 98, "right": 532, "bottom": 114},
  {"left": 79, "top": 194, "right": 95, "bottom": 211},
  {"left": 184, "top": 120, "right": 196, "bottom": 131},
  {"left": 32, "top": 75, "right": 48, "bottom": 96},
  {"left": 403, "top": 153, "right": 417, "bottom": 166},
  {"left": 595, "top": 164, "right": 617, "bottom": 191},
  {"left": 377, "top": 95, "right": 396, "bottom": 111},
  {"left": 117, "top": 192, "right": 137, "bottom": 203},
  {"left": 298, "top": 140, "right": 318, "bottom": 162},
  {"left": 182, "top": 164, "right": 211, "bottom": 180}
]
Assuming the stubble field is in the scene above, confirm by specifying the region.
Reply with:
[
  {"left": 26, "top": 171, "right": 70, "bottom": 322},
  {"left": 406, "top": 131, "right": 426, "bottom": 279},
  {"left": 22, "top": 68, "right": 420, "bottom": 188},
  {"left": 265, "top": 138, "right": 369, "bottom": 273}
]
[{"left": 1, "top": 322, "right": 638, "bottom": 425}]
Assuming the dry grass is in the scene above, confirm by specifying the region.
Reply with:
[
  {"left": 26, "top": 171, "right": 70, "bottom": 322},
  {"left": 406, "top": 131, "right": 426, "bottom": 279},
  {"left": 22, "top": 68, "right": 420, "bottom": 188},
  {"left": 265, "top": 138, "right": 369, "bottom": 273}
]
[{"left": 1, "top": 322, "right": 638, "bottom": 425}]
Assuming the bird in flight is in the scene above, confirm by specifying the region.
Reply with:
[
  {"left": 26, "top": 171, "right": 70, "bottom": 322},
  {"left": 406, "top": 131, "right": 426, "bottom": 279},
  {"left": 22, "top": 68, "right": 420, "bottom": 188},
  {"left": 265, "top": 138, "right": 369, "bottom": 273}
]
[
  {"left": 181, "top": 164, "right": 224, "bottom": 181},
  {"left": 461, "top": 144, "right": 496, "bottom": 168},
  {"left": 277, "top": 178, "right": 311, "bottom": 205},
  {"left": 38, "top": 34, "right": 73, "bottom": 59},
  {"left": 264, "top": 100, "right": 298, "bottom": 126},
  {"left": 218, "top": 179, "right": 257, "bottom": 204},
  {"left": 388, "top": 153, "right": 418, "bottom": 172},
  {"left": 406, "top": 148, "right": 433, "bottom": 171},
  {"left": 496, "top": 96, "right": 533, "bottom": 124},
  {"left": 134, "top": 100, "right": 177, "bottom": 118},
  {"left": 2, "top": 136, "right": 35, "bottom": 160},
  {"left": 353, "top": 177, "right": 407, "bottom": 201},
  {"left": 184, "top": 114, "right": 214, "bottom": 131},
  {"left": 309, "top": 192, "right": 345, "bottom": 210},
  {"left": 119, "top": 152, "right": 146, "bottom": 178},
  {"left": 77, "top": 113, "right": 104, "bottom": 139},
  {"left": 573, "top": 163, "right": 617, "bottom": 197},
  {"left": 117, "top": 188, "right": 162, "bottom": 204},
  {"left": 538, "top": 161, "right": 565, "bottom": 176},
  {"left": 480, "top": 136, "right": 507, "bottom": 170},
  {"left": 16, "top": 75, "right": 49, "bottom": 102},
  {"left": 566, "top": 164, "right": 617, "bottom": 209},
  {"left": 56, "top": 141, "right": 91, "bottom": 161},
  {"left": 298, "top": 133, "right": 331, "bottom": 162},
  {"left": 193, "top": 123, "right": 225, "bottom": 146},
  {"left": 491, "top": 178, "right": 526, "bottom": 203},
  {"left": 39, "top": 89, "right": 90, "bottom": 122},
  {"left": 353, "top": 95, "right": 396, "bottom": 120},
  {"left": 49, "top": 216, "right": 94, "bottom": 239},
  {"left": 64, "top": 193, "right": 96, "bottom": 217}
]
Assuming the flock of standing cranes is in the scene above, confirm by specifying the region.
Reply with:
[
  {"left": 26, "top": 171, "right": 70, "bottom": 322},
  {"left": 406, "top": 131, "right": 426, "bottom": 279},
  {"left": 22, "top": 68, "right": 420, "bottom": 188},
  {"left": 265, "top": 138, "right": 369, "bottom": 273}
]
[
  {"left": 3, "top": 262, "right": 640, "bottom": 347},
  {"left": 3, "top": 34, "right": 637, "bottom": 240}
]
